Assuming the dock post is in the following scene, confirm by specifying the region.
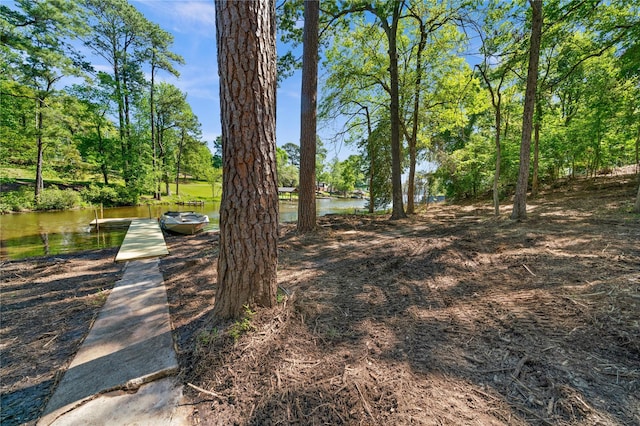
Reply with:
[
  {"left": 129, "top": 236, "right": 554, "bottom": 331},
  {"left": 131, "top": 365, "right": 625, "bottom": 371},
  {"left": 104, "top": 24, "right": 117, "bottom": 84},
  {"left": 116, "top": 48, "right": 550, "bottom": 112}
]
[
  {"left": 94, "top": 209, "right": 99, "bottom": 232},
  {"left": 148, "top": 204, "right": 152, "bottom": 219}
]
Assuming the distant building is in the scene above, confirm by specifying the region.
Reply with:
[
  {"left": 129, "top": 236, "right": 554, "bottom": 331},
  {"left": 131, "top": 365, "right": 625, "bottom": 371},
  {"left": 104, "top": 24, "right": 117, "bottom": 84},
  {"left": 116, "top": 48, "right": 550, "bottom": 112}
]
[
  {"left": 278, "top": 187, "right": 297, "bottom": 200},
  {"left": 316, "top": 182, "right": 329, "bottom": 192}
]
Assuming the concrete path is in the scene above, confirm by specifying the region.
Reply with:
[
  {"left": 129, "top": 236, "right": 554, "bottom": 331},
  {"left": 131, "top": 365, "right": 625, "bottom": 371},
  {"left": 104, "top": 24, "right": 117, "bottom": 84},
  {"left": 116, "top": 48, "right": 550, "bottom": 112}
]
[{"left": 38, "top": 258, "right": 189, "bottom": 425}]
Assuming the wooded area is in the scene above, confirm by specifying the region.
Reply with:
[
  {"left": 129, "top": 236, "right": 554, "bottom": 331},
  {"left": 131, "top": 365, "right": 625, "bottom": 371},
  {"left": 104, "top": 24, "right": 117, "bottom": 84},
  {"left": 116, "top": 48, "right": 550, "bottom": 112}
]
[
  {"left": 1, "top": 1, "right": 639, "bottom": 423},
  {"left": 1, "top": 0, "right": 212, "bottom": 206},
  {"left": 2, "top": 0, "right": 638, "bottom": 213},
  {"left": 310, "top": 0, "right": 640, "bottom": 219}
]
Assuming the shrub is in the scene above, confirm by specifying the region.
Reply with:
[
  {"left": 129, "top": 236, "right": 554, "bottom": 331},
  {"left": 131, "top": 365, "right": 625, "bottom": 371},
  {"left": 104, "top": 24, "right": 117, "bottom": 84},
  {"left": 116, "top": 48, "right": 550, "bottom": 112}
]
[
  {"left": 117, "top": 185, "right": 140, "bottom": 206},
  {"left": 80, "top": 184, "right": 139, "bottom": 207},
  {"left": 0, "top": 187, "right": 33, "bottom": 213},
  {"left": 81, "top": 184, "right": 119, "bottom": 206},
  {"left": 36, "top": 186, "right": 79, "bottom": 210}
]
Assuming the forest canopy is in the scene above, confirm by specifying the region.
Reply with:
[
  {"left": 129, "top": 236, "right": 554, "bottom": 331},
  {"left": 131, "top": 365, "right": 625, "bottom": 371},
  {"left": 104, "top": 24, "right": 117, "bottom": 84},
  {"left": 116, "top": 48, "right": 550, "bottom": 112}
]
[
  {"left": 1, "top": 0, "right": 638, "bottom": 210},
  {"left": 1, "top": 0, "right": 210, "bottom": 205}
]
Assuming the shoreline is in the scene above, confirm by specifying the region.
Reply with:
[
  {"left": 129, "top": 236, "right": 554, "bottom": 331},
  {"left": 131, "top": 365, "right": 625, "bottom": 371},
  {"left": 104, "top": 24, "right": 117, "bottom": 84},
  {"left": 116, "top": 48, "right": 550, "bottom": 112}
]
[{"left": 2, "top": 173, "right": 639, "bottom": 424}]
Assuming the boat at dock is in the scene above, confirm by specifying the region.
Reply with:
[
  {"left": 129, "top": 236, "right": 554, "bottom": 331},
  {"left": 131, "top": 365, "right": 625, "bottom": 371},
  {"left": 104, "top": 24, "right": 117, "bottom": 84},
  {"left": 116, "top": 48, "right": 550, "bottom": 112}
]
[{"left": 160, "top": 211, "right": 209, "bottom": 235}]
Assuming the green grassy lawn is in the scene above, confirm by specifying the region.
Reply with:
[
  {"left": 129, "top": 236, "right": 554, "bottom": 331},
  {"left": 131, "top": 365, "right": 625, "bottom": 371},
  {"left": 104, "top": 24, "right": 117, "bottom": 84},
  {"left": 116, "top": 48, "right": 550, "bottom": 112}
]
[
  {"left": 0, "top": 166, "right": 116, "bottom": 186},
  {"left": 0, "top": 166, "right": 62, "bottom": 181},
  {"left": 1, "top": 167, "right": 31, "bottom": 180},
  {"left": 168, "top": 181, "right": 218, "bottom": 200},
  {"left": 1, "top": 166, "right": 221, "bottom": 212}
]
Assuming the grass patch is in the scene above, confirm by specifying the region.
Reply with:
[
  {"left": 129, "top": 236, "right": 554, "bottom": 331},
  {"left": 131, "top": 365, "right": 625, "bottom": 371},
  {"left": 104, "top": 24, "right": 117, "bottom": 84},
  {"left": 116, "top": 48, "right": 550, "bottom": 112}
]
[
  {"left": 197, "top": 327, "right": 219, "bottom": 346},
  {"left": 1, "top": 167, "right": 221, "bottom": 208},
  {"left": 169, "top": 181, "right": 218, "bottom": 200},
  {"left": 1, "top": 166, "right": 36, "bottom": 180},
  {"left": 228, "top": 305, "right": 256, "bottom": 342}
]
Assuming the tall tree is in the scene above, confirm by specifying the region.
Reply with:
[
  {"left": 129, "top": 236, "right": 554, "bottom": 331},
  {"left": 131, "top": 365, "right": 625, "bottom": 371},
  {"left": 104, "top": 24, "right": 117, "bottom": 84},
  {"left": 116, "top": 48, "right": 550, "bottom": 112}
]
[
  {"left": 402, "top": 1, "right": 469, "bottom": 214},
  {"left": 367, "top": 0, "right": 406, "bottom": 219},
  {"left": 281, "top": 142, "right": 300, "bottom": 166},
  {"left": 474, "top": 1, "right": 521, "bottom": 216},
  {"left": 319, "top": 19, "right": 386, "bottom": 213},
  {"left": 1, "top": 0, "right": 87, "bottom": 202},
  {"left": 214, "top": 0, "right": 279, "bottom": 319},
  {"left": 69, "top": 80, "right": 118, "bottom": 184},
  {"left": 511, "top": 0, "right": 543, "bottom": 220},
  {"left": 82, "top": 0, "right": 150, "bottom": 188},
  {"left": 145, "top": 22, "right": 184, "bottom": 198},
  {"left": 323, "top": 1, "right": 407, "bottom": 218},
  {"left": 174, "top": 107, "right": 202, "bottom": 196},
  {"left": 298, "top": 0, "right": 320, "bottom": 232},
  {"left": 152, "top": 82, "right": 186, "bottom": 197}
]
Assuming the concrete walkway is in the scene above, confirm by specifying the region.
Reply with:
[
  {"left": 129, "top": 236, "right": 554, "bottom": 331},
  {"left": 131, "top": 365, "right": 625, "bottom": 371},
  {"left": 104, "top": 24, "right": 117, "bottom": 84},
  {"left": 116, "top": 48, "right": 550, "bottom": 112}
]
[{"left": 38, "top": 258, "right": 189, "bottom": 425}]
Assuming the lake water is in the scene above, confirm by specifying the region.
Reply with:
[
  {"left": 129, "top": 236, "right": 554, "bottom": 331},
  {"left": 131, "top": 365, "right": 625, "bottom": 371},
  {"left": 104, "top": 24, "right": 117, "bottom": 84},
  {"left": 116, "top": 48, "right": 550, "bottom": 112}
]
[{"left": 0, "top": 198, "right": 366, "bottom": 260}]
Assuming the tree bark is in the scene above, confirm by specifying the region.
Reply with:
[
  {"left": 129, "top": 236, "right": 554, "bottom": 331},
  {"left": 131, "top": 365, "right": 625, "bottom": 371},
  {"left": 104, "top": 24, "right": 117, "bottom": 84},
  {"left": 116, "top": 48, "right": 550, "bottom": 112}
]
[
  {"left": 381, "top": 1, "right": 407, "bottom": 220},
  {"left": 34, "top": 97, "right": 45, "bottom": 203},
  {"left": 297, "top": 0, "right": 319, "bottom": 233},
  {"left": 477, "top": 64, "right": 504, "bottom": 217},
  {"left": 406, "top": 20, "right": 427, "bottom": 215},
  {"left": 96, "top": 121, "right": 109, "bottom": 185},
  {"left": 175, "top": 128, "right": 185, "bottom": 196},
  {"left": 493, "top": 104, "right": 502, "bottom": 216},
  {"left": 364, "top": 107, "right": 375, "bottom": 214},
  {"left": 112, "top": 56, "right": 129, "bottom": 183},
  {"left": 150, "top": 54, "right": 159, "bottom": 200},
  {"left": 532, "top": 100, "right": 541, "bottom": 196},
  {"left": 511, "top": 0, "right": 543, "bottom": 220},
  {"left": 214, "top": 0, "right": 279, "bottom": 319}
]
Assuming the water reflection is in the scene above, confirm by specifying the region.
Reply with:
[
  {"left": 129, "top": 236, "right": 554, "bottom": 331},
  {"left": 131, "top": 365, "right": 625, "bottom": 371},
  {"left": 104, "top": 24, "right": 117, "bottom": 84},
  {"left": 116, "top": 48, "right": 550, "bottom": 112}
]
[{"left": 0, "top": 198, "right": 365, "bottom": 260}]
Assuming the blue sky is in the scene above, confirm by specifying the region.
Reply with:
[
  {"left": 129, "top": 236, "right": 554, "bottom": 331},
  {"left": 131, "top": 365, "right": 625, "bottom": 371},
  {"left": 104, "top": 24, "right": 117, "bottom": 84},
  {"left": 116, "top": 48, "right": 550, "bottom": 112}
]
[
  {"left": 130, "top": 0, "right": 353, "bottom": 160},
  {"left": 132, "top": 0, "right": 294, "bottom": 150}
]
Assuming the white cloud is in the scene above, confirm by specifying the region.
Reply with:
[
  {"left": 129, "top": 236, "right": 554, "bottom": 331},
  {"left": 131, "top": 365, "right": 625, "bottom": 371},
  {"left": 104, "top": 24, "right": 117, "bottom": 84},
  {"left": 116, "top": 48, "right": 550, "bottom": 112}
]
[
  {"left": 159, "top": 69, "right": 219, "bottom": 101},
  {"left": 133, "top": 0, "right": 215, "bottom": 35},
  {"left": 174, "top": 1, "right": 216, "bottom": 27},
  {"left": 201, "top": 131, "right": 220, "bottom": 145},
  {"left": 280, "top": 89, "right": 301, "bottom": 100},
  {"left": 92, "top": 64, "right": 113, "bottom": 73}
]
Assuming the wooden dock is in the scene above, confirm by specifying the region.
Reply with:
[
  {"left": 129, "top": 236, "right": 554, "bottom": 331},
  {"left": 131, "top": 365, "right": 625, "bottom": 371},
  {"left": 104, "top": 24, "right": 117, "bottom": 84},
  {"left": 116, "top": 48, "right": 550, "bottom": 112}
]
[
  {"left": 176, "top": 200, "right": 205, "bottom": 206},
  {"left": 90, "top": 217, "right": 147, "bottom": 229},
  {"left": 115, "top": 219, "right": 169, "bottom": 262}
]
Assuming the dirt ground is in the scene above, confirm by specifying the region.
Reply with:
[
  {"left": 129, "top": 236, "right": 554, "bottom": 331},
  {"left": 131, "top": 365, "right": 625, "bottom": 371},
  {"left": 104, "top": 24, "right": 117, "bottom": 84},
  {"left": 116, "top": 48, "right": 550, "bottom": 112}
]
[
  {"left": 1, "top": 170, "right": 639, "bottom": 425},
  {"left": 0, "top": 248, "right": 123, "bottom": 425}
]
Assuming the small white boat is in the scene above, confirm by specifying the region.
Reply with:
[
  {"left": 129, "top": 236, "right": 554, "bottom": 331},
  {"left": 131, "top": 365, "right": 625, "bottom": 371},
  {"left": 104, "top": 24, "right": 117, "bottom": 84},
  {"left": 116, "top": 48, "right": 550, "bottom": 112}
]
[{"left": 160, "top": 211, "right": 209, "bottom": 235}]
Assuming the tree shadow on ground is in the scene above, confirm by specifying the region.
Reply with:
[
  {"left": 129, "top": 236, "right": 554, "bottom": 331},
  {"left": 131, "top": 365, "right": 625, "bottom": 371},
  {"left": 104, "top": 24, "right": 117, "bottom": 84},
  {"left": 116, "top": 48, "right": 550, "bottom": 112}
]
[
  {"left": 250, "top": 210, "right": 639, "bottom": 425},
  {"left": 0, "top": 250, "right": 123, "bottom": 425}
]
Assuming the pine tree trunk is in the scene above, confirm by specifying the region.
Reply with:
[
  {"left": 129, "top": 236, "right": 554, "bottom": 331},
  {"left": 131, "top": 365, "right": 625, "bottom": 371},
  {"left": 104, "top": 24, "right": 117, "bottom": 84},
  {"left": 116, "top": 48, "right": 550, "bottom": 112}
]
[
  {"left": 113, "top": 59, "right": 129, "bottom": 183},
  {"left": 511, "top": 0, "right": 543, "bottom": 220},
  {"left": 214, "top": 0, "right": 279, "bottom": 319},
  {"left": 364, "top": 107, "right": 375, "bottom": 214},
  {"left": 297, "top": 0, "right": 319, "bottom": 233}
]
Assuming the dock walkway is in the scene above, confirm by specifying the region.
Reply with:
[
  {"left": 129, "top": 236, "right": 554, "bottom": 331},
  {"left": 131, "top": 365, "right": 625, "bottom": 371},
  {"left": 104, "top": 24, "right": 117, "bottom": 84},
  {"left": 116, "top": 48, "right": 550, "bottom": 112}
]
[
  {"left": 38, "top": 258, "right": 189, "bottom": 425},
  {"left": 39, "top": 221, "right": 188, "bottom": 424},
  {"left": 115, "top": 219, "right": 169, "bottom": 262}
]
